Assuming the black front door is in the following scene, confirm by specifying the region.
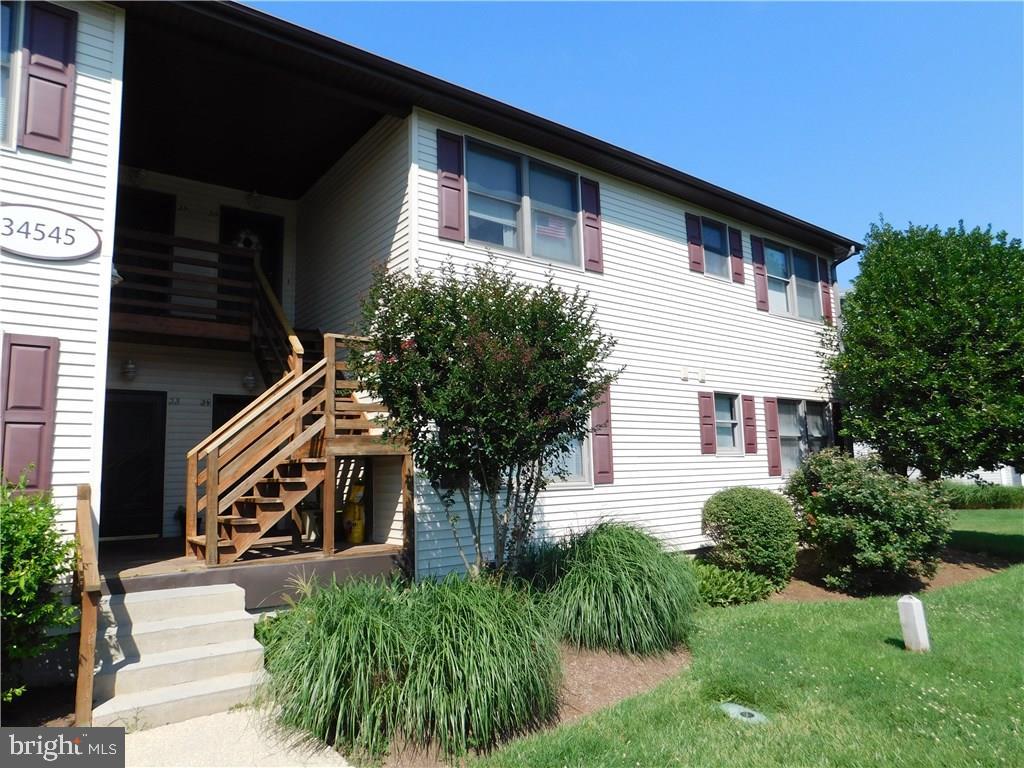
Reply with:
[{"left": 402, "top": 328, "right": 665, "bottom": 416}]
[
  {"left": 212, "top": 394, "right": 255, "bottom": 432},
  {"left": 100, "top": 390, "right": 166, "bottom": 539}
]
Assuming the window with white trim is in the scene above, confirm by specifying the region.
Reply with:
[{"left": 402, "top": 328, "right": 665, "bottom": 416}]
[
  {"left": 765, "top": 241, "right": 822, "bottom": 321},
  {"left": 702, "top": 218, "right": 730, "bottom": 279},
  {"left": 1, "top": 1, "right": 24, "bottom": 148},
  {"left": 714, "top": 393, "right": 740, "bottom": 452},
  {"left": 544, "top": 434, "right": 592, "bottom": 486},
  {"left": 465, "top": 140, "right": 582, "bottom": 267},
  {"left": 778, "top": 399, "right": 832, "bottom": 474}
]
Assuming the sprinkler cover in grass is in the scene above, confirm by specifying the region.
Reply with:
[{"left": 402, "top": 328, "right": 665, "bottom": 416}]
[{"left": 719, "top": 702, "right": 768, "bottom": 724}]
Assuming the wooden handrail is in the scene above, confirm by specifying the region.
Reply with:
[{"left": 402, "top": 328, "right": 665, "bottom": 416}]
[
  {"left": 254, "top": 262, "right": 303, "bottom": 361},
  {"left": 74, "top": 484, "right": 100, "bottom": 727},
  {"left": 192, "top": 359, "right": 325, "bottom": 460}
]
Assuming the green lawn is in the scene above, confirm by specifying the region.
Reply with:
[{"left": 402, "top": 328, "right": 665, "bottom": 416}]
[
  {"left": 950, "top": 508, "right": 1024, "bottom": 558},
  {"left": 478, "top": 566, "right": 1024, "bottom": 768}
]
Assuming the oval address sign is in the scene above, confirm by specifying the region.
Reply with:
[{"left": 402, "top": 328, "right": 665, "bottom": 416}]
[{"left": 1, "top": 204, "right": 102, "bottom": 261}]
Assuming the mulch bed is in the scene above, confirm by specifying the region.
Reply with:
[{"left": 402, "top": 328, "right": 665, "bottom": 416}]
[
  {"left": 385, "top": 643, "right": 690, "bottom": 768},
  {"left": 771, "top": 548, "right": 1013, "bottom": 603}
]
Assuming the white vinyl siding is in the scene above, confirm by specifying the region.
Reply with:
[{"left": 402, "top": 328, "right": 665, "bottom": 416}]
[
  {"left": 409, "top": 108, "right": 837, "bottom": 578},
  {"left": 0, "top": 2, "right": 124, "bottom": 534},
  {"left": 295, "top": 114, "right": 411, "bottom": 334}
]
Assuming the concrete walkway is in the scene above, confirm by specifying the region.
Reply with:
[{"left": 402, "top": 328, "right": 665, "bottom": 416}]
[{"left": 125, "top": 709, "right": 351, "bottom": 767}]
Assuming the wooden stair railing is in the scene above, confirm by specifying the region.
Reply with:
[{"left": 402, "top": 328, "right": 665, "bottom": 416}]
[
  {"left": 185, "top": 334, "right": 410, "bottom": 565},
  {"left": 185, "top": 358, "right": 328, "bottom": 564},
  {"left": 74, "top": 484, "right": 100, "bottom": 726},
  {"left": 252, "top": 261, "right": 303, "bottom": 385}
]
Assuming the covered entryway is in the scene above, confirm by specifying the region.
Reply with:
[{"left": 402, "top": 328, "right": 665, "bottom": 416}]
[{"left": 100, "top": 390, "right": 166, "bottom": 539}]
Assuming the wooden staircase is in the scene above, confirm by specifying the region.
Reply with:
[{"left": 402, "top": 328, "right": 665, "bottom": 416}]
[{"left": 185, "top": 334, "right": 410, "bottom": 565}]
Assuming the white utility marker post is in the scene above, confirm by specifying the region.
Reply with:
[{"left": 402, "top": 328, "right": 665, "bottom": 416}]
[{"left": 898, "top": 595, "right": 931, "bottom": 652}]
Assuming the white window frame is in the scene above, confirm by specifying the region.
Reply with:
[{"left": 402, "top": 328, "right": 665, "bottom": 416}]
[
  {"left": 701, "top": 217, "right": 731, "bottom": 281},
  {"left": 464, "top": 138, "right": 584, "bottom": 270},
  {"left": 1, "top": 0, "right": 25, "bottom": 151},
  {"left": 764, "top": 240, "right": 824, "bottom": 322},
  {"left": 714, "top": 392, "right": 742, "bottom": 455},
  {"left": 778, "top": 399, "right": 833, "bottom": 475},
  {"left": 545, "top": 424, "right": 594, "bottom": 490}
]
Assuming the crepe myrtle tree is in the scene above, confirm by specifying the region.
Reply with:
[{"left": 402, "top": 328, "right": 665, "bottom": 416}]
[
  {"left": 353, "top": 263, "right": 618, "bottom": 574},
  {"left": 825, "top": 220, "right": 1024, "bottom": 480}
]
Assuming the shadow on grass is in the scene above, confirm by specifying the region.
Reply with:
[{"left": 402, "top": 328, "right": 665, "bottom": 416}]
[{"left": 948, "top": 530, "right": 1024, "bottom": 561}]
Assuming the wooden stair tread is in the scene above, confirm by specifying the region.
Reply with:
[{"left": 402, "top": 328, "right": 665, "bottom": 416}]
[
  {"left": 236, "top": 495, "right": 284, "bottom": 505},
  {"left": 217, "top": 515, "right": 260, "bottom": 525},
  {"left": 187, "top": 535, "right": 233, "bottom": 549}
]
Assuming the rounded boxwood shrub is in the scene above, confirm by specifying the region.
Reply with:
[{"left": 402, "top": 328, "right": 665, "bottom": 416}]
[
  {"left": 691, "top": 560, "right": 773, "bottom": 607},
  {"left": 702, "top": 487, "right": 797, "bottom": 588},
  {"left": 543, "top": 522, "right": 699, "bottom": 655},
  {"left": 786, "top": 449, "right": 952, "bottom": 593},
  {"left": 259, "top": 574, "right": 559, "bottom": 760}
]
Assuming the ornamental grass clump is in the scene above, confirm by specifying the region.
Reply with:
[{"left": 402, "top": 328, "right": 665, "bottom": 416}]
[
  {"left": 258, "top": 574, "right": 559, "bottom": 762},
  {"left": 400, "top": 575, "right": 560, "bottom": 756},
  {"left": 257, "top": 577, "right": 410, "bottom": 760},
  {"left": 543, "top": 522, "right": 699, "bottom": 655}
]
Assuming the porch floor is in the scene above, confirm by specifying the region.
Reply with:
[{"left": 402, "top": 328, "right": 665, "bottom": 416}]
[{"left": 99, "top": 537, "right": 402, "bottom": 609}]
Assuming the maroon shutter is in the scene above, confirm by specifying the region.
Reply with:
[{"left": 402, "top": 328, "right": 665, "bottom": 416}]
[
  {"left": 728, "top": 227, "right": 745, "bottom": 283},
  {"left": 581, "top": 178, "right": 603, "bottom": 273},
  {"left": 764, "top": 397, "right": 782, "bottom": 476},
  {"left": 698, "top": 391, "right": 716, "bottom": 455},
  {"left": 685, "top": 213, "right": 704, "bottom": 272},
  {"left": 1, "top": 334, "right": 60, "bottom": 493},
  {"left": 591, "top": 386, "right": 614, "bottom": 484},
  {"left": 742, "top": 395, "right": 757, "bottom": 454},
  {"left": 436, "top": 130, "right": 465, "bottom": 241},
  {"left": 819, "top": 257, "right": 834, "bottom": 323},
  {"left": 751, "top": 236, "right": 769, "bottom": 311},
  {"left": 18, "top": 3, "right": 77, "bottom": 158}
]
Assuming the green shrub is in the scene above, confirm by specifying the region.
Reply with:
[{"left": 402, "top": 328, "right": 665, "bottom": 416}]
[
  {"left": 691, "top": 560, "right": 774, "bottom": 607},
  {"left": 1, "top": 479, "right": 77, "bottom": 702},
  {"left": 400, "top": 576, "right": 559, "bottom": 755},
  {"left": 540, "top": 522, "right": 699, "bottom": 655},
  {"left": 940, "top": 481, "right": 1024, "bottom": 510},
  {"left": 786, "top": 449, "right": 951, "bottom": 593},
  {"left": 702, "top": 487, "right": 798, "bottom": 588},
  {"left": 258, "top": 574, "right": 558, "bottom": 760}
]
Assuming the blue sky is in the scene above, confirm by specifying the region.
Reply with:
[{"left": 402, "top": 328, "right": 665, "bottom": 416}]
[{"left": 248, "top": 1, "right": 1023, "bottom": 287}]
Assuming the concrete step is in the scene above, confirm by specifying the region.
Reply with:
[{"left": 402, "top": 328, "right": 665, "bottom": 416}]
[
  {"left": 100, "top": 584, "right": 244, "bottom": 628},
  {"left": 91, "top": 671, "right": 264, "bottom": 730},
  {"left": 94, "top": 639, "right": 264, "bottom": 700},
  {"left": 99, "top": 610, "right": 257, "bottom": 662}
]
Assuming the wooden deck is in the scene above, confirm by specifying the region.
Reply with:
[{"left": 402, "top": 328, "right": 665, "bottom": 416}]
[{"left": 100, "top": 537, "right": 401, "bottom": 610}]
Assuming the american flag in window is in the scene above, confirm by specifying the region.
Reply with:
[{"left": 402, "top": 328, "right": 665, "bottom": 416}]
[{"left": 536, "top": 212, "right": 568, "bottom": 240}]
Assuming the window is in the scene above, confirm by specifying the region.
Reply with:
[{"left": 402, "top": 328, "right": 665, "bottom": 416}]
[
  {"left": 1, "top": 1, "right": 24, "bottom": 147},
  {"left": 778, "top": 399, "right": 831, "bottom": 474},
  {"left": 714, "top": 393, "right": 740, "bottom": 452},
  {"left": 545, "top": 435, "right": 592, "bottom": 486},
  {"left": 530, "top": 162, "right": 578, "bottom": 265},
  {"left": 765, "top": 241, "right": 823, "bottom": 321},
  {"left": 702, "top": 218, "right": 730, "bottom": 279},
  {"left": 465, "top": 140, "right": 583, "bottom": 267},
  {"left": 466, "top": 142, "right": 522, "bottom": 250}
]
